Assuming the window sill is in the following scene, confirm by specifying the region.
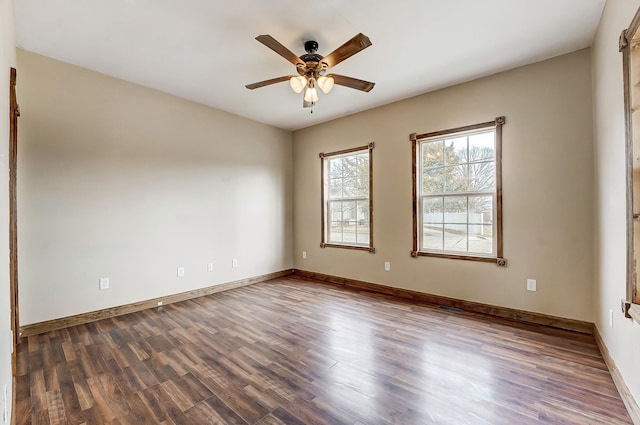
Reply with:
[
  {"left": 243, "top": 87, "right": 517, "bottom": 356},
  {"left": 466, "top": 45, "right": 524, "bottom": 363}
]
[
  {"left": 411, "top": 251, "right": 507, "bottom": 266},
  {"left": 321, "top": 243, "right": 375, "bottom": 253}
]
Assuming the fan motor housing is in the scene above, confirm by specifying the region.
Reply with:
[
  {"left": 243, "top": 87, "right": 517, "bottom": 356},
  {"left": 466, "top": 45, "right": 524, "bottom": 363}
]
[
  {"left": 300, "top": 40, "right": 323, "bottom": 65},
  {"left": 304, "top": 40, "right": 318, "bottom": 53}
]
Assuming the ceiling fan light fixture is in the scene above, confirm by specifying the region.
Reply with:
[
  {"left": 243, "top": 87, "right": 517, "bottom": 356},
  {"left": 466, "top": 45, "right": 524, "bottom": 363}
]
[
  {"left": 289, "top": 76, "right": 307, "bottom": 94},
  {"left": 317, "top": 76, "right": 334, "bottom": 94},
  {"left": 303, "top": 86, "right": 318, "bottom": 104},
  {"left": 247, "top": 33, "right": 374, "bottom": 108}
]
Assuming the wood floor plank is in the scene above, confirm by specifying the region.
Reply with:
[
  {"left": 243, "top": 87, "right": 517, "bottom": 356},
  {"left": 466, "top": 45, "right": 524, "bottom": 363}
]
[{"left": 15, "top": 276, "right": 633, "bottom": 424}]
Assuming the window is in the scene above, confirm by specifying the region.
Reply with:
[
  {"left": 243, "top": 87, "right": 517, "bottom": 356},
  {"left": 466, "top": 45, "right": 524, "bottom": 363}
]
[
  {"left": 411, "top": 117, "right": 505, "bottom": 264},
  {"left": 620, "top": 9, "right": 640, "bottom": 322},
  {"left": 320, "top": 143, "right": 374, "bottom": 252}
]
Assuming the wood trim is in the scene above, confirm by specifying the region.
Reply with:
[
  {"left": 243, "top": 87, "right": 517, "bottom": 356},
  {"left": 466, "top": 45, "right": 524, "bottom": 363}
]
[
  {"left": 10, "top": 376, "right": 15, "bottom": 425},
  {"left": 623, "top": 14, "right": 636, "bottom": 307},
  {"left": 412, "top": 251, "right": 498, "bottom": 263},
  {"left": 320, "top": 143, "right": 375, "bottom": 251},
  {"left": 621, "top": 29, "right": 629, "bottom": 52},
  {"left": 628, "top": 6, "right": 640, "bottom": 44},
  {"left": 320, "top": 149, "right": 326, "bottom": 246},
  {"left": 411, "top": 117, "right": 506, "bottom": 263},
  {"left": 320, "top": 243, "right": 375, "bottom": 253},
  {"left": 293, "top": 269, "right": 594, "bottom": 334},
  {"left": 594, "top": 326, "right": 640, "bottom": 425},
  {"left": 368, "top": 142, "right": 374, "bottom": 250},
  {"left": 414, "top": 119, "right": 499, "bottom": 141},
  {"left": 9, "top": 67, "right": 19, "bottom": 377},
  {"left": 623, "top": 7, "right": 640, "bottom": 309},
  {"left": 495, "top": 116, "right": 504, "bottom": 258},
  {"left": 19, "top": 269, "right": 294, "bottom": 337},
  {"left": 319, "top": 144, "right": 371, "bottom": 158},
  {"left": 411, "top": 133, "right": 418, "bottom": 253}
]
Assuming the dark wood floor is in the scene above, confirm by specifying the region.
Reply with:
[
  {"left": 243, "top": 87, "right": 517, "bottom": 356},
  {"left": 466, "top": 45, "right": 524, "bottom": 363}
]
[{"left": 15, "top": 276, "right": 632, "bottom": 424}]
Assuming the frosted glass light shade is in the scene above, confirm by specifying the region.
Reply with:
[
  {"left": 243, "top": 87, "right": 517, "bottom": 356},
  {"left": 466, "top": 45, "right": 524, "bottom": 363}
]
[
  {"left": 303, "top": 86, "right": 318, "bottom": 103},
  {"left": 317, "top": 76, "right": 334, "bottom": 94},
  {"left": 289, "top": 76, "right": 306, "bottom": 93}
]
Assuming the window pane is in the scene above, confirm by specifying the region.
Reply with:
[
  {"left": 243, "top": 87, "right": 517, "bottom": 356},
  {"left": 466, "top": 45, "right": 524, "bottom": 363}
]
[
  {"left": 329, "top": 178, "right": 342, "bottom": 198},
  {"left": 469, "top": 162, "right": 495, "bottom": 191},
  {"left": 356, "top": 176, "right": 369, "bottom": 197},
  {"left": 423, "top": 224, "right": 443, "bottom": 250},
  {"left": 329, "top": 201, "right": 344, "bottom": 242},
  {"left": 423, "top": 197, "right": 443, "bottom": 224},
  {"left": 329, "top": 201, "right": 343, "bottom": 222},
  {"left": 329, "top": 157, "right": 343, "bottom": 178},
  {"left": 343, "top": 177, "right": 357, "bottom": 197},
  {"left": 422, "top": 141, "right": 444, "bottom": 169},
  {"left": 343, "top": 155, "right": 360, "bottom": 177},
  {"left": 469, "top": 196, "right": 493, "bottom": 224},
  {"left": 469, "top": 225, "right": 493, "bottom": 254},
  {"left": 444, "top": 196, "right": 467, "bottom": 223},
  {"left": 341, "top": 201, "right": 357, "bottom": 242},
  {"left": 357, "top": 153, "right": 368, "bottom": 171},
  {"left": 444, "top": 165, "right": 468, "bottom": 192},
  {"left": 469, "top": 132, "right": 495, "bottom": 162},
  {"left": 356, "top": 200, "right": 369, "bottom": 244},
  {"left": 444, "top": 224, "right": 467, "bottom": 251},
  {"left": 356, "top": 200, "right": 369, "bottom": 224},
  {"left": 423, "top": 167, "right": 444, "bottom": 194},
  {"left": 342, "top": 200, "right": 356, "bottom": 222},
  {"left": 445, "top": 136, "right": 467, "bottom": 165}
]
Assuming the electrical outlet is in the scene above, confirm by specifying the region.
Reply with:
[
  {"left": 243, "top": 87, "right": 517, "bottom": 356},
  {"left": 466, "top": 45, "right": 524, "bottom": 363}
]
[
  {"left": 207, "top": 262, "right": 214, "bottom": 272},
  {"left": 302, "top": 251, "right": 307, "bottom": 259},
  {"left": 232, "top": 259, "right": 238, "bottom": 268},
  {"left": 177, "top": 266, "right": 185, "bottom": 277},
  {"left": 384, "top": 262, "right": 391, "bottom": 272},
  {"left": 99, "top": 277, "right": 109, "bottom": 290},
  {"left": 526, "top": 279, "right": 536, "bottom": 291}
]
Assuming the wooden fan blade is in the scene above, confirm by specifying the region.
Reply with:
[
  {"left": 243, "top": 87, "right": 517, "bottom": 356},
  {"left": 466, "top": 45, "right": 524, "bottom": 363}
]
[
  {"left": 328, "top": 74, "right": 375, "bottom": 92},
  {"left": 255, "top": 35, "right": 305, "bottom": 66},
  {"left": 321, "top": 33, "right": 372, "bottom": 69},
  {"left": 245, "top": 76, "right": 294, "bottom": 90}
]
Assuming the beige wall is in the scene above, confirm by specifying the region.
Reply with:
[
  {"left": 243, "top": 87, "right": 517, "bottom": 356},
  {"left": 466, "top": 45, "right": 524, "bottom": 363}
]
[
  {"left": 592, "top": 0, "right": 640, "bottom": 408},
  {"left": 293, "top": 49, "right": 594, "bottom": 322},
  {"left": 0, "top": 0, "right": 15, "bottom": 419},
  {"left": 17, "top": 50, "right": 293, "bottom": 325}
]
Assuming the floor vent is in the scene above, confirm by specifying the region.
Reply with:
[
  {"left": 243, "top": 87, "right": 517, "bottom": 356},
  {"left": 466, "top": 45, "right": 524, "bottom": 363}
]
[{"left": 437, "top": 305, "right": 463, "bottom": 314}]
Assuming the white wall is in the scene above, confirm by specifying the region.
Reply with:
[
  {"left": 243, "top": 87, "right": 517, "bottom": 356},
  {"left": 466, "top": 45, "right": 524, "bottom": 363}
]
[
  {"left": 17, "top": 50, "right": 293, "bottom": 325},
  {"left": 293, "top": 49, "right": 595, "bottom": 322},
  {"left": 592, "top": 0, "right": 640, "bottom": 408},
  {"left": 0, "top": 0, "right": 15, "bottom": 420}
]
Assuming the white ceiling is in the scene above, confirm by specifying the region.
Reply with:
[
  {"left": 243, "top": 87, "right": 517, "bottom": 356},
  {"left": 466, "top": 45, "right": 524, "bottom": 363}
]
[{"left": 14, "top": 0, "right": 605, "bottom": 131}]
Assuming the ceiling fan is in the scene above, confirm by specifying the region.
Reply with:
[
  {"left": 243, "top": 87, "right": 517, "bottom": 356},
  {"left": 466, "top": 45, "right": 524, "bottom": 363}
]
[{"left": 245, "top": 33, "right": 375, "bottom": 108}]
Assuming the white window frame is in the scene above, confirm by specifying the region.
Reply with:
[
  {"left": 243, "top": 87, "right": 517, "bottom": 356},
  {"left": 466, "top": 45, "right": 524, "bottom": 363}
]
[
  {"left": 411, "top": 117, "right": 505, "bottom": 265},
  {"left": 320, "top": 143, "right": 375, "bottom": 253}
]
